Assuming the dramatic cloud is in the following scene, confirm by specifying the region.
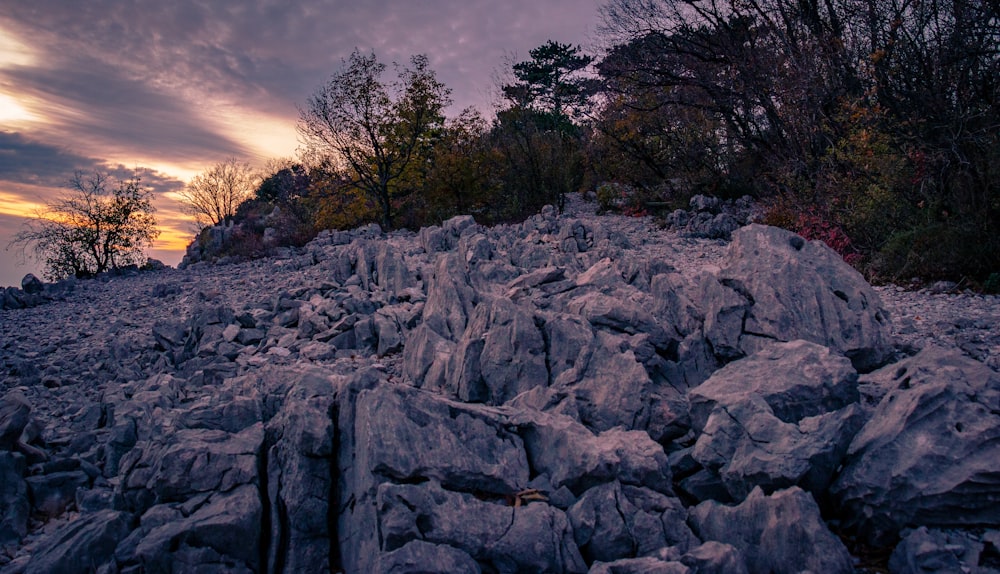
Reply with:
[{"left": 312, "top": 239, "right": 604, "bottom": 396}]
[{"left": 0, "top": 0, "right": 601, "bottom": 284}]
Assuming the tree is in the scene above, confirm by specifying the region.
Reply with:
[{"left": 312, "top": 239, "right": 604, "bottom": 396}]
[
  {"left": 9, "top": 169, "right": 159, "bottom": 280},
  {"left": 503, "top": 40, "right": 599, "bottom": 119},
  {"left": 179, "top": 157, "right": 260, "bottom": 228},
  {"left": 493, "top": 41, "right": 596, "bottom": 212},
  {"left": 298, "top": 49, "right": 452, "bottom": 229}
]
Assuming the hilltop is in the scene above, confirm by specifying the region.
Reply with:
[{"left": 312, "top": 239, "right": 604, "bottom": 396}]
[{"left": 1, "top": 195, "right": 999, "bottom": 573}]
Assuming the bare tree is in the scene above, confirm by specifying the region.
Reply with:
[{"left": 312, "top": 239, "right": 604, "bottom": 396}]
[
  {"left": 8, "top": 169, "right": 160, "bottom": 280},
  {"left": 178, "top": 158, "right": 260, "bottom": 228}
]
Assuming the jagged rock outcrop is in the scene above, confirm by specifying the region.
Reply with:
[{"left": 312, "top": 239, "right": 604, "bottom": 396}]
[
  {"left": 701, "top": 224, "right": 893, "bottom": 371},
  {"left": 686, "top": 340, "right": 865, "bottom": 500},
  {"left": 831, "top": 345, "right": 1000, "bottom": 546},
  {"left": 688, "top": 486, "right": 855, "bottom": 574},
  {"left": 2, "top": 198, "right": 997, "bottom": 573}
]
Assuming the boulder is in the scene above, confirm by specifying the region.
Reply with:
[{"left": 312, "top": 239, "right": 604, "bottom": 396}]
[
  {"left": 888, "top": 527, "right": 990, "bottom": 574},
  {"left": 264, "top": 368, "right": 339, "bottom": 573},
  {"left": 117, "top": 423, "right": 263, "bottom": 513},
  {"left": 688, "top": 486, "right": 854, "bottom": 574},
  {"left": 375, "top": 539, "right": 480, "bottom": 574},
  {"left": 0, "top": 392, "right": 31, "bottom": 450},
  {"left": 687, "top": 341, "right": 865, "bottom": 499},
  {"left": 830, "top": 345, "right": 1000, "bottom": 546},
  {"left": 22, "top": 510, "right": 134, "bottom": 573},
  {"left": 568, "top": 481, "right": 696, "bottom": 563},
  {"left": 20, "top": 274, "right": 43, "bottom": 294},
  {"left": 701, "top": 224, "right": 892, "bottom": 371},
  {"left": 25, "top": 469, "right": 91, "bottom": 517},
  {"left": 513, "top": 410, "right": 673, "bottom": 495},
  {"left": 376, "top": 481, "right": 586, "bottom": 574},
  {"left": 516, "top": 330, "right": 688, "bottom": 442},
  {"left": 0, "top": 452, "right": 28, "bottom": 546},
  {"left": 421, "top": 253, "right": 477, "bottom": 341},
  {"left": 128, "top": 485, "right": 262, "bottom": 573},
  {"left": 352, "top": 384, "right": 528, "bottom": 494},
  {"left": 688, "top": 340, "right": 859, "bottom": 428},
  {"left": 588, "top": 557, "right": 690, "bottom": 574},
  {"left": 446, "top": 296, "right": 548, "bottom": 404}
]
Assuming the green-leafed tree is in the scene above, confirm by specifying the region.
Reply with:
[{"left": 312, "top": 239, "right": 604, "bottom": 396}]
[
  {"left": 492, "top": 41, "right": 597, "bottom": 213},
  {"left": 298, "top": 50, "right": 451, "bottom": 230},
  {"left": 503, "top": 40, "right": 600, "bottom": 119}
]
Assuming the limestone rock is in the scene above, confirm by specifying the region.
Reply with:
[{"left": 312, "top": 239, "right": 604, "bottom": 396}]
[
  {"left": 117, "top": 423, "right": 263, "bottom": 513},
  {"left": 376, "top": 481, "right": 587, "bottom": 574},
  {"left": 20, "top": 274, "right": 43, "bottom": 295},
  {"left": 568, "top": 481, "right": 696, "bottom": 563},
  {"left": 375, "top": 539, "right": 480, "bottom": 574},
  {"left": 353, "top": 384, "right": 528, "bottom": 494},
  {"left": 513, "top": 410, "right": 673, "bottom": 495},
  {"left": 127, "top": 485, "right": 262, "bottom": 573},
  {"left": 264, "top": 368, "right": 340, "bottom": 573},
  {"left": 0, "top": 393, "right": 31, "bottom": 451},
  {"left": 701, "top": 224, "right": 892, "bottom": 371},
  {"left": 22, "top": 510, "right": 134, "bottom": 574},
  {"left": 830, "top": 345, "right": 1000, "bottom": 546},
  {"left": 688, "top": 486, "right": 854, "bottom": 574},
  {"left": 446, "top": 295, "right": 547, "bottom": 404},
  {"left": 687, "top": 341, "right": 864, "bottom": 499},
  {"left": 888, "top": 527, "right": 992, "bottom": 574},
  {"left": 0, "top": 452, "right": 28, "bottom": 546}
]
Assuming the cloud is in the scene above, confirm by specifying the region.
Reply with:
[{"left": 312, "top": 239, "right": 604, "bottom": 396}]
[
  {"left": 0, "top": 132, "right": 96, "bottom": 188},
  {"left": 0, "top": 0, "right": 603, "bottom": 284},
  {"left": 0, "top": 132, "right": 185, "bottom": 196},
  {"left": 1, "top": 0, "right": 601, "bottom": 121}
]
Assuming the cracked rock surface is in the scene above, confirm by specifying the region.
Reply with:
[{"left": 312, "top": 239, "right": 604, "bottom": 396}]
[{"left": 2, "top": 194, "right": 999, "bottom": 573}]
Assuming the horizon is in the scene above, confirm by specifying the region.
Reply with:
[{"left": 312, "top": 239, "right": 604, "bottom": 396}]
[{"left": 0, "top": 1, "right": 600, "bottom": 289}]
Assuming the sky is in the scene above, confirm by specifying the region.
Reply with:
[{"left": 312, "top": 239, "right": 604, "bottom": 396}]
[{"left": 0, "top": 0, "right": 602, "bottom": 288}]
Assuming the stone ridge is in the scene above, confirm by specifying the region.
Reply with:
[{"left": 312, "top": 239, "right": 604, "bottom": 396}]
[{"left": 0, "top": 194, "right": 998, "bottom": 573}]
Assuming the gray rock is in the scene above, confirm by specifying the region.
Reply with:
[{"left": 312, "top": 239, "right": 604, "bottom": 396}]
[
  {"left": 117, "top": 423, "right": 263, "bottom": 513},
  {"left": 588, "top": 557, "right": 690, "bottom": 574},
  {"left": 376, "top": 481, "right": 586, "bottom": 574},
  {"left": 0, "top": 392, "right": 31, "bottom": 451},
  {"left": 567, "top": 291, "right": 676, "bottom": 352},
  {"left": 515, "top": 331, "right": 683, "bottom": 442},
  {"left": 25, "top": 469, "right": 91, "bottom": 517},
  {"left": 686, "top": 213, "right": 741, "bottom": 240},
  {"left": 422, "top": 253, "right": 477, "bottom": 341},
  {"left": 353, "top": 384, "right": 528, "bottom": 494},
  {"left": 0, "top": 452, "right": 28, "bottom": 546},
  {"left": 687, "top": 341, "right": 865, "bottom": 499},
  {"left": 22, "top": 510, "right": 134, "bottom": 574},
  {"left": 680, "top": 541, "right": 748, "bottom": 574},
  {"left": 129, "top": 485, "right": 262, "bottom": 573},
  {"left": 513, "top": 410, "right": 673, "bottom": 495},
  {"left": 688, "top": 340, "right": 859, "bottom": 429},
  {"left": 447, "top": 296, "right": 547, "bottom": 404},
  {"left": 888, "top": 527, "right": 988, "bottom": 574},
  {"left": 701, "top": 224, "right": 892, "bottom": 371},
  {"left": 688, "top": 486, "right": 854, "bottom": 574},
  {"left": 689, "top": 195, "right": 721, "bottom": 213},
  {"left": 830, "top": 345, "right": 1000, "bottom": 546},
  {"left": 20, "top": 274, "right": 43, "bottom": 294},
  {"left": 568, "top": 481, "right": 696, "bottom": 563},
  {"left": 264, "top": 368, "right": 339, "bottom": 574},
  {"left": 375, "top": 539, "right": 480, "bottom": 574}
]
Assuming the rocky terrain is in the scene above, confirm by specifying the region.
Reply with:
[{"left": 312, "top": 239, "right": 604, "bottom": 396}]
[{"left": 1, "top": 194, "right": 999, "bottom": 574}]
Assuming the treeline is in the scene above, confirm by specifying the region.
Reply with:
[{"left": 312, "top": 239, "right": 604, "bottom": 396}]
[{"left": 210, "top": 0, "right": 998, "bottom": 286}]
